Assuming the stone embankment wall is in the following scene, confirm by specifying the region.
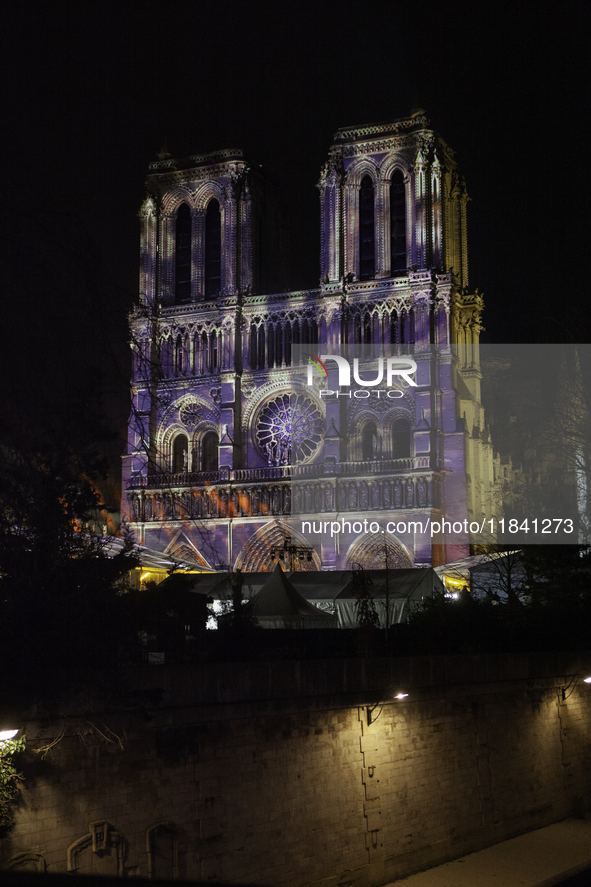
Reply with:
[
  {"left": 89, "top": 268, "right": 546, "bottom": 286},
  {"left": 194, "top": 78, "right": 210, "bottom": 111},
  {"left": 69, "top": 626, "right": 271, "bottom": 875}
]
[{"left": 1, "top": 653, "right": 590, "bottom": 886}]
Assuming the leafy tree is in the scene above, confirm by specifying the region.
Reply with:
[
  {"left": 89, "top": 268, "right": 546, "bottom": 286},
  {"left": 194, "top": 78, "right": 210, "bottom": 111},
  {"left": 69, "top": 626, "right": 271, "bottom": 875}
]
[{"left": 0, "top": 735, "right": 26, "bottom": 838}]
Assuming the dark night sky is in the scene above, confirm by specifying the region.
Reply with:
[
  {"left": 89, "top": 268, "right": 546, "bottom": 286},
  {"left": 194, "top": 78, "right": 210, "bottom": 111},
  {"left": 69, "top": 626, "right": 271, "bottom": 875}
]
[{"left": 2, "top": 2, "right": 590, "bottom": 488}]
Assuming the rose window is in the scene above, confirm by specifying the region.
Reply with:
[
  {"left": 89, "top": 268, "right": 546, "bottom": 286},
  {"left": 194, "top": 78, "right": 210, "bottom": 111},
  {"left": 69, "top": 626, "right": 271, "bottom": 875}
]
[
  {"left": 180, "top": 401, "right": 201, "bottom": 427},
  {"left": 256, "top": 393, "right": 323, "bottom": 465}
]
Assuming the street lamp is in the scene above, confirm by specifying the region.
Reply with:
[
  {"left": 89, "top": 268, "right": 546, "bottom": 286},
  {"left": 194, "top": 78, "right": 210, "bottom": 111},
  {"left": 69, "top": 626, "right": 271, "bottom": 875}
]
[
  {"left": 367, "top": 691, "right": 409, "bottom": 725},
  {"left": 561, "top": 670, "right": 591, "bottom": 701}
]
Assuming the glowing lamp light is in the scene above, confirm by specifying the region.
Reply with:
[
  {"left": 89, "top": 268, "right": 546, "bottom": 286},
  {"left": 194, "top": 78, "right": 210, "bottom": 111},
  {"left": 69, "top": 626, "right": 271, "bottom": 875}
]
[
  {"left": 0, "top": 729, "right": 19, "bottom": 743},
  {"left": 395, "top": 693, "right": 409, "bottom": 699},
  {"left": 584, "top": 677, "right": 591, "bottom": 684}
]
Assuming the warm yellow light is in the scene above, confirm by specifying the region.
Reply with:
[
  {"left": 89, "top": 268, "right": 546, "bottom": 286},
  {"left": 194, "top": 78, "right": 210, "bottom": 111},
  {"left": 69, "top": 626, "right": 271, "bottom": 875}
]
[
  {"left": 140, "top": 572, "right": 151, "bottom": 581},
  {"left": 0, "top": 730, "right": 19, "bottom": 742},
  {"left": 444, "top": 576, "right": 467, "bottom": 589}
]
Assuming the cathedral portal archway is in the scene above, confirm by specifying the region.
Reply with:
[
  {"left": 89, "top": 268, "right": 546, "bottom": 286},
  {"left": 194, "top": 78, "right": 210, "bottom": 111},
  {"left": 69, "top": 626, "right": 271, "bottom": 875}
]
[
  {"left": 234, "top": 520, "right": 321, "bottom": 572},
  {"left": 346, "top": 534, "right": 412, "bottom": 570}
]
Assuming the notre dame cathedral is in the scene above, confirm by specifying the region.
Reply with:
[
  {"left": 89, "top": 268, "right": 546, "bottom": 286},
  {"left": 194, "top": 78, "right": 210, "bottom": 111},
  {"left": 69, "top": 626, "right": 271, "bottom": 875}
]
[{"left": 122, "top": 111, "right": 498, "bottom": 572}]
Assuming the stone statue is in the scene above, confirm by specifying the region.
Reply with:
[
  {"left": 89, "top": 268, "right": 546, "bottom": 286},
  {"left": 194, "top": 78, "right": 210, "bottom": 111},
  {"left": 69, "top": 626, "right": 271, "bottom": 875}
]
[
  {"left": 418, "top": 477, "right": 427, "bottom": 507},
  {"left": 360, "top": 483, "right": 368, "bottom": 509},
  {"left": 406, "top": 479, "right": 413, "bottom": 507},
  {"left": 372, "top": 482, "right": 380, "bottom": 508}
]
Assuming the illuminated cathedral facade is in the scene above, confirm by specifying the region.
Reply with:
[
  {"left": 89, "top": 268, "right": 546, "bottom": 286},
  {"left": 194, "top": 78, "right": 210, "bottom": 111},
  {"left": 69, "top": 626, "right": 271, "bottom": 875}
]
[{"left": 123, "top": 111, "right": 496, "bottom": 572}]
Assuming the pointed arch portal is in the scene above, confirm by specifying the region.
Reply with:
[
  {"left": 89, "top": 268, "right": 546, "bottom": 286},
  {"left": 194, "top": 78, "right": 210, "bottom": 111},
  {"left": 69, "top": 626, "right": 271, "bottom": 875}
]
[
  {"left": 234, "top": 520, "right": 321, "bottom": 572},
  {"left": 346, "top": 534, "right": 412, "bottom": 571}
]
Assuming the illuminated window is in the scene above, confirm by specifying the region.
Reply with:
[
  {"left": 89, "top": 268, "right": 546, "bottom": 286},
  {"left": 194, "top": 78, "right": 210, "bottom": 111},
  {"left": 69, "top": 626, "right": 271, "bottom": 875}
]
[
  {"left": 390, "top": 170, "right": 406, "bottom": 274},
  {"left": 202, "top": 432, "right": 219, "bottom": 471},
  {"left": 393, "top": 419, "right": 411, "bottom": 459},
  {"left": 359, "top": 176, "right": 375, "bottom": 280},
  {"left": 175, "top": 204, "right": 192, "bottom": 304},
  {"left": 205, "top": 199, "right": 221, "bottom": 298},
  {"left": 172, "top": 435, "right": 188, "bottom": 473}
]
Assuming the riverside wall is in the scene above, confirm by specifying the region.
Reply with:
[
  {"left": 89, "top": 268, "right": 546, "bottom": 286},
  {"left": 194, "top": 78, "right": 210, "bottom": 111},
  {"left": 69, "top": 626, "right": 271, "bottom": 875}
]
[{"left": 1, "top": 653, "right": 591, "bottom": 886}]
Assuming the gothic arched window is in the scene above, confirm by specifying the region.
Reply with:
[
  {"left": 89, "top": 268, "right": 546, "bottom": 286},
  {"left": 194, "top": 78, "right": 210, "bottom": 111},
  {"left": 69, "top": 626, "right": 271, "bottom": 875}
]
[
  {"left": 267, "top": 324, "right": 275, "bottom": 368},
  {"left": 393, "top": 419, "right": 411, "bottom": 459},
  {"left": 204, "top": 199, "right": 221, "bottom": 298},
  {"left": 210, "top": 330, "right": 218, "bottom": 370},
  {"left": 284, "top": 323, "right": 292, "bottom": 366},
  {"left": 175, "top": 335, "right": 184, "bottom": 375},
  {"left": 172, "top": 434, "right": 188, "bottom": 473},
  {"left": 202, "top": 431, "right": 219, "bottom": 471},
  {"left": 390, "top": 170, "right": 407, "bottom": 274},
  {"left": 201, "top": 331, "right": 208, "bottom": 372},
  {"left": 362, "top": 422, "right": 377, "bottom": 461},
  {"left": 175, "top": 203, "right": 192, "bottom": 304},
  {"left": 390, "top": 313, "right": 399, "bottom": 345},
  {"left": 359, "top": 175, "right": 375, "bottom": 280},
  {"left": 257, "top": 324, "right": 265, "bottom": 369},
  {"left": 275, "top": 324, "right": 283, "bottom": 367},
  {"left": 249, "top": 323, "right": 257, "bottom": 369}
]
